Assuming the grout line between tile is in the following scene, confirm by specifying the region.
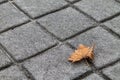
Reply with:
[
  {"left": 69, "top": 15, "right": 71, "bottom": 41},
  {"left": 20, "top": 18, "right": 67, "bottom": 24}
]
[
  {"left": 0, "top": 0, "right": 8, "bottom": 5},
  {"left": 100, "top": 24, "right": 120, "bottom": 39},
  {"left": 0, "top": 20, "right": 30, "bottom": 34}
]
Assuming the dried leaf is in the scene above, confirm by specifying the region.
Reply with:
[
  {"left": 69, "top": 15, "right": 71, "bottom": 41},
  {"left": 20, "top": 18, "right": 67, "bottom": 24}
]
[{"left": 68, "top": 44, "right": 95, "bottom": 63}]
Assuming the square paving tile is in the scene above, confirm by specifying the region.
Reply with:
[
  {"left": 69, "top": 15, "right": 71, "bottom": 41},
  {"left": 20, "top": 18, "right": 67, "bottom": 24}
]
[
  {"left": 0, "top": 66, "right": 28, "bottom": 80},
  {"left": 104, "top": 15, "right": 120, "bottom": 35},
  {"left": 23, "top": 44, "right": 91, "bottom": 80},
  {"left": 14, "top": 0, "right": 67, "bottom": 18},
  {"left": 0, "top": 22, "right": 57, "bottom": 61},
  {"left": 103, "top": 62, "right": 120, "bottom": 80},
  {"left": 0, "top": 3, "right": 29, "bottom": 32},
  {"left": 38, "top": 7, "right": 96, "bottom": 40},
  {"left": 68, "top": 27, "right": 120, "bottom": 68},
  {"left": 75, "top": 0, "right": 120, "bottom": 21}
]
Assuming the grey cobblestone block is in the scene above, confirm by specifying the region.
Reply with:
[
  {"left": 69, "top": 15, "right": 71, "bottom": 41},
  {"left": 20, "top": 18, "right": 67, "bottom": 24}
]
[
  {"left": 38, "top": 7, "right": 96, "bottom": 40},
  {"left": 0, "top": 48, "right": 11, "bottom": 68},
  {"left": 14, "top": 0, "right": 67, "bottom": 18},
  {"left": 23, "top": 44, "right": 91, "bottom": 80},
  {"left": 75, "top": 0, "right": 120, "bottom": 21},
  {"left": 0, "top": 65, "right": 28, "bottom": 80},
  {"left": 0, "top": 3, "right": 29, "bottom": 32},
  {"left": 104, "top": 16, "right": 120, "bottom": 35},
  {"left": 68, "top": 27, "right": 120, "bottom": 68},
  {"left": 103, "top": 62, "right": 120, "bottom": 80},
  {"left": 82, "top": 73, "right": 104, "bottom": 80},
  {"left": 0, "top": 22, "right": 57, "bottom": 60}
]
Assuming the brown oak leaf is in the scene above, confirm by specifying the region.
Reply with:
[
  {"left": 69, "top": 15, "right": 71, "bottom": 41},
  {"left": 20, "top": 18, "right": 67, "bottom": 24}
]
[{"left": 68, "top": 44, "right": 95, "bottom": 63}]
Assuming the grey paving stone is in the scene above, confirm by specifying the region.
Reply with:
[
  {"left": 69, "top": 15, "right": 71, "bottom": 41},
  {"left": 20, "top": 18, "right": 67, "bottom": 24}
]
[
  {"left": 103, "top": 62, "right": 120, "bottom": 80},
  {"left": 0, "top": 65, "right": 28, "bottom": 80},
  {"left": 0, "top": 48, "right": 11, "bottom": 68},
  {"left": 38, "top": 7, "right": 96, "bottom": 40},
  {"left": 75, "top": 0, "right": 120, "bottom": 21},
  {"left": 68, "top": 27, "right": 120, "bottom": 68},
  {"left": 0, "top": 22, "right": 57, "bottom": 61},
  {"left": 82, "top": 73, "right": 104, "bottom": 80},
  {"left": 104, "top": 15, "right": 120, "bottom": 35},
  {"left": 14, "top": 0, "right": 67, "bottom": 18},
  {"left": 0, "top": 3, "right": 29, "bottom": 32},
  {"left": 23, "top": 44, "right": 91, "bottom": 80}
]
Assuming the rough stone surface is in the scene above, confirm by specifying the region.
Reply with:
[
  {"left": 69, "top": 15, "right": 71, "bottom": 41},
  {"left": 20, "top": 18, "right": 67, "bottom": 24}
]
[
  {"left": 0, "top": 3, "right": 29, "bottom": 32},
  {"left": 104, "top": 15, "right": 120, "bottom": 35},
  {"left": 0, "top": 48, "right": 11, "bottom": 68},
  {"left": 103, "top": 62, "right": 120, "bottom": 80},
  {"left": 82, "top": 73, "right": 104, "bottom": 80},
  {"left": 0, "top": 65, "right": 28, "bottom": 80},
  {"left": 23, "top": 44, "right": 91, "bottom": 80},
  {"left": 38, "top": 7, "right": 96, "bottom": 40},
  {"left": 14, "top": 0, "right": 67, "bottom": 18},
  {"left": 75, "top": 0, "right": 120, "bottom": 21},
  {"left": 0, "top": 22, "right": 57, "bottom": 60},
  {"left": 68, "top": 27, "right": 120, "bottom": 68}
]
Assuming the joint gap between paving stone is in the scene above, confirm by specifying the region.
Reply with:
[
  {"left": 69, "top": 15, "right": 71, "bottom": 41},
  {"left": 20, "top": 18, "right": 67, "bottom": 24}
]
[
  {"left": 100, "top": 12, "right": 120, "bottom": 23},
  {"left": 115, "top": 0, "right": 120, "bottom": 4},
  {"left": 73, "top": 70, "right": 93, "bottom": 80},
  {"left": 8, "top": 0, "right": 33, "bottom": 19},
  {"left": 0, "top": 0, "right": 8, "bottom": 5},
  {"left": 65, "top": 0, "right": 82, "bottom": 3},
  {"left": 18, "top": 43, "right": 58, "bottom": 63},
  {"left": 92, "top": 59, "right": 120, "bottom": 80},
  {"left": 0, "top": 45, "right": 14, "bottom": 71},
  {"left": 17, "top": 64, "right": 36, "bottom": 80},
  {"left": 88, "top": 63, "right": 112, "bottom": 80},
  {"left": 65, "top": 42, "right": 76, "bottom": 50},
  {"left": 66, "top": 1, "right": 99, "bottom": 23},
  {"left": 36, "top": 21, "right": 63, "bottom": 41},
  {"left": 98, "top": 71, "right": 112, "bottom": 80},
  {"left": 0, "top": 43, "right": 18, "bottom": 64},
  {"left": 100, "top": 24, "right": 120, "bottom": 39},
  {"left": 87, "top": 60, "right": 99, "bottom": 73},
  {"left": 0, "top": 20, "right": 30, "bottom": 34},
  {"left": 0, "top": 63, "right": 13, "bottom": 71},
  {"left": 62, "top": 25, "right": 99, "bottom": 41},
  {"left": 99, "top": 58, "right": 120, "bottom": 70}
]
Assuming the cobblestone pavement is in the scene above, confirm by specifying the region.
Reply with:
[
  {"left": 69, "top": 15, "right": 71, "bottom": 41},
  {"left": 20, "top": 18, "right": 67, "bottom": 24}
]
[{"left": 0, "top": 0, "right": 120, "bottom": 80}]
